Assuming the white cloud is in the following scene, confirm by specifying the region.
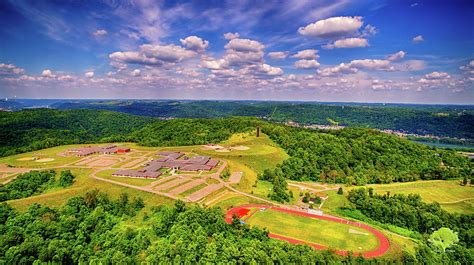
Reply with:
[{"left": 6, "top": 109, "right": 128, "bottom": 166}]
[
  {"left": 0, "top": 63, "right": 24, "bottom": 75},
  {"left": 224, "top": 38, "right": 265, "bottom": 52},
  {"left": 85, "top": 71, "right": 94, "bottom": 78},
  {"left": 223, "top": 51, "right": 264, "bottom": 67},
  {"left": 424, "top": 71, "right": 450, "bottom": 80},
  {"left": 323, "top": 38, "right": 369, "bottom": 49},
  {"left": 294, "top": 59, "right": 320, "bottom": 69},
  {"left": 41, "top": 69, "right": 56, "bottom": 78},
  {"left": 459, "top": 60, "right": 474, "bottom": 75},
  {"left": 110, "top": 44, "right": 197, "bottom": 67},
  {"left": 200, "top": 57, "right": 226, "bottom": 70},
  {"left": 350, "top": 59, "right": 393, "bottom": 70},
  {"left": 268, "top": 51, "right": 288, "bottom": 60},
  {"left": 361, "top": 24, "right": 378, "bottom": 37},
  {"left": 93, "top": 29, "right": 108, "bottom": 37},
  {"left": 317, "top": 63, "right": 358, "bottom": 77},
  {"left": 292, "top": 49, "right": 319, "bottom": 60},
  {"left": 179, "top": 36, "right": 209, "bottom": 52},
  {"left": 251, "top": 64, "right": 283, "bottom": 77},
  {"left": 387, "top": 51, "right": 406, "bottom": 61},
  {"left": 131, "top": 69, "right": 141, "bottom": 77},
  {"left": 410, "top": 3, "right": 419, "bottom": 7},
  {"left": 223, "top": 32, "right": 240, "bottom": 40},
  {"left": 412, "top": 35, "right": 424, "bottom": 43},
  {"left": 57, "top": 75, "right": 74, "bottom": 81},
  {"left": 298, "top": 16, "right": 364, "bottom": 38}
]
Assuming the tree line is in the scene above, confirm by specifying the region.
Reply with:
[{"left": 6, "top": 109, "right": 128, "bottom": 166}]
[
  {"left": 0, "top": 170, "right": 75, "bottom": 202},
  {"left": 262, "top": 124, "right": 472, "bottom": 184},
  {"left": 53, "top": 100, "right": 474, "bottom": 139},
  {"left": 0, "top": 191, "right": 420, "bottom": 264}
]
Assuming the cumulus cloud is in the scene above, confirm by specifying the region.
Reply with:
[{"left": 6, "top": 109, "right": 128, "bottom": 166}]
[
  {"left": 109, "top": 44, "right": 197, "bottom": 67},
  {"left": 350, "top": 59, "right": 393, "bottom": 71},
  {"left": 292, "top": 49, "right": 319, "bottom": 60},
  {"left": 85, "top": 71, "right": 94, "bottom": 78},
  {"left": 223, "top": 32, "right": 240, "bottom": 40},
  {"left": 93, "top": 29, "right": 108, "bottom": 37},
  {"left": 224, "top": 38, "right": 265, "bottom": 52},
  {"left": 459, "top": 60, "right": 474, "bottom": 75},
  {"left": 248, "top": 64, "right": 283, "bottom": 77},
  {"left": 179, "top": 36, "right": 209, "bottom": 52},
  {"left": 268, "top": 51, "right": 288, "bottom": 60},
  {"left": 57, "top": 75, "right": 74, "bottom": 81},
  {"left": 294, "top": 59, "right": 320, "bottom": 69},
  {"left": 223, "top": 51, "right": 264, "bottom": 67},
  {"left": 298, "top": 16, "right": 364, "bottom": 38},
  {"left": 131, "top": 69, "right": 141, "bottom": 77},
  {"left": 0, "top": 63, "right": 24, "bottom": 75},
  {"left": 323, "top": 38, "right": 369, "bottom": 49},
  {"left": 387, "top": 51, "right": 406, "bottom": 61},
  {"left": 41, "top": 69, "right": 56, "bottom": 78},
  {"left": 220, "top": 38, "right": 266, "bottom": 67},
  {"left": 412, "top": 35, "right": 424, "bottom": 43},
  {"left": 317, "top": 63, "right": 358, "bottom": 77},
  {"left": 200, "top": 57, "right": 227, "bottom": 70},
  {"left": 424, "top": 71, "right": 450, "bottom": 80}
]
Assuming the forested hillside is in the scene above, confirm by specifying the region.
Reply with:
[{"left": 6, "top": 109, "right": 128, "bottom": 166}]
[
  {"left": 52, "top": 100, "right": 474, "bottom": 139},
  {"left": 0, "top": 109, "right": 155, "bottom": 157},
  {"left": 0, "top": 192, "right": 406, "bottom": 263},
  {"left": 1, "top": 109, "right": 470, "bottom": 185},
  {"left": 262, "top": 125, "right": 471, "bottom": 184},
  {"left": 133, "top": 117, "right": 260, "bottom": 146}
]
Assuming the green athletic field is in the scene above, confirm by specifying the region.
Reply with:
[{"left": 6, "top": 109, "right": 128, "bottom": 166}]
[{"left": 245, "top": 208, "right": 380, "bottom": 252}]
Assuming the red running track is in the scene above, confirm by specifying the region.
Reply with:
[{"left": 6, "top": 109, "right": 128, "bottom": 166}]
[{"left": 225, "top": 204, "right": 390, "bottom": 258}]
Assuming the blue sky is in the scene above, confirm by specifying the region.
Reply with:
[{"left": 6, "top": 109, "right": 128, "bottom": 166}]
[{"left": 0, "top": 0, "right": 473, "bottom": 103}]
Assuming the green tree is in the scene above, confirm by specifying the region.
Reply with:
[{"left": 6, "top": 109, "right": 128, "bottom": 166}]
[
  {"left": 337, "top": 187, "right": 343, "bottom": 195},
  {"left": 428, "top": 227, "right": 459, "bottom": 253},
  {"left": 59, "top": 170, "right": 75, "bottom": 187}
]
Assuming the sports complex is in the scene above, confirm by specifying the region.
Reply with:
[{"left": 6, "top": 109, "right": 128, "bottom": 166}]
[{"left": 225, "top": 204, "right": 390, "bottom": 258}]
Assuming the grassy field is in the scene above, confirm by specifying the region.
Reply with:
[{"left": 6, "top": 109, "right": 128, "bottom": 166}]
[
  {"left": 363, "top": 180, "right": 474, "bottom": 214},
  {"left": 1, "top": 133, "right": 289, "bottom": 212},
  {"left": 246, "top": 208, "right": 380, "bottom": 252},
  {"left": 7, "top": 167, "right": 174, "bottom": 211}
]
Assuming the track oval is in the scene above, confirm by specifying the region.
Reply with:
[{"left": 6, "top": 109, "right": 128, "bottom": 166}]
[{"left": 225, "top": 204, "right": 390, "bottom": 258}]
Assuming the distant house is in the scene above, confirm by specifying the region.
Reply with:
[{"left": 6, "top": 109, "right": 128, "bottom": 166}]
[
  {"left": 68, "top": 145, "right": 130, "bottom": 156},
  {"left": 112, "top": 152, "right": 220, "bottom": 178}
]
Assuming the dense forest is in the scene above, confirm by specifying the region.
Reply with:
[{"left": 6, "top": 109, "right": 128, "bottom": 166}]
[
  {"left": 347, "top": 188, "right": 473, "bottom": 246},
  {"left": 0, "top": 109, "right": 155, "bottom": 157},
  {"left": 0, "top": 170, "right": 75, "bottom": 202},
  {"left": 1, "top": 191, "right": 471, "bottom": 264},
  {"left": 0, "top": 191, "right": 442, "bottom": 264},
  {"left": 262, "top": 125, "right": 472, "bottom": 184},
  {"left": 132, "top": 117, "right": 260, "bottom": 147},
  {"left": 48, "top": 100, "right": 474, "bottom": 139},
  {"left": 345, "top": 188, "right": 473, "bottom": 263}
]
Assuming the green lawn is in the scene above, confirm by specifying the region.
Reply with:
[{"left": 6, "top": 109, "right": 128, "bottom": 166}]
[
  {"left": 7, "top": 167, "right": 173, "bottom": 211},
  {"left": 246, "top": 208, "right": 380, "bottom": 252},
  {"left": 363, "top": 180, "right": 474, "bottom": 214}
]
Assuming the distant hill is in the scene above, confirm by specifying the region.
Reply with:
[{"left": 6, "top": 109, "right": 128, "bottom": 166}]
[{"left": 49, "top": 100, "right": 474, "bottom": 139}]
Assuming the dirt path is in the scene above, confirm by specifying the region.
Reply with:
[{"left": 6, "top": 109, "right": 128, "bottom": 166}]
[
  {"left": 439, "top": 197, "right": 474, "bottom": 204},
  {"left": 225, "top": 204, "right": 390, "bottom": 258}
]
